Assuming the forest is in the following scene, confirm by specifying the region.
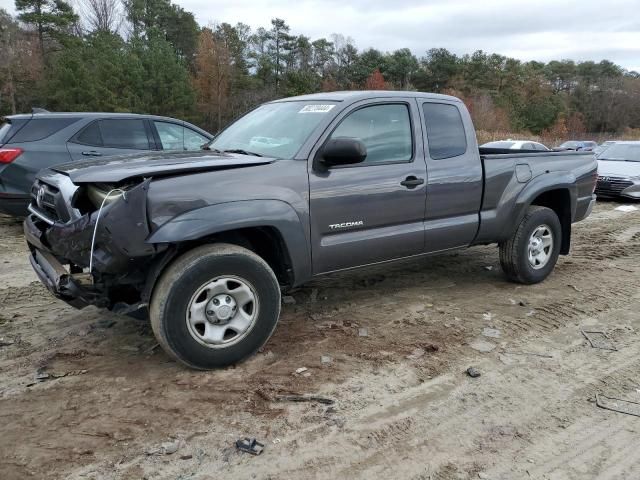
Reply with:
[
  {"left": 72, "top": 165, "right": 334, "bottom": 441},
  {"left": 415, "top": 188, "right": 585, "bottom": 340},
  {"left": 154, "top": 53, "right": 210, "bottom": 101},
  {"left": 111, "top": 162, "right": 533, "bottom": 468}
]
[{"left": 2, "top": 0, "right": 640, "bottom": 143}]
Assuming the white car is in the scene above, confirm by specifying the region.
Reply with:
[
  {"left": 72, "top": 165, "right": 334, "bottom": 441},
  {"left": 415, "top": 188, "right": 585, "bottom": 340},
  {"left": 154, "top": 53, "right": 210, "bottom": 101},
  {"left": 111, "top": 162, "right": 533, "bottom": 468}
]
[{"left": 481, "top": 140, "right": 550, "bottom": 151}]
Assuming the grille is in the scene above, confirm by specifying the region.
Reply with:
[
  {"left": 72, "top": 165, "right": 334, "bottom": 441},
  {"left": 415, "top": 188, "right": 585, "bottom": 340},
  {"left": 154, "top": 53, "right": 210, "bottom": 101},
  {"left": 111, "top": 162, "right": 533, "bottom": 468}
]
[
  {"left": 595, "top": 176, "right": 633, "bottom": 196},
  {"left": 31, "top": 181, "right": 62, "bottom": 221}
]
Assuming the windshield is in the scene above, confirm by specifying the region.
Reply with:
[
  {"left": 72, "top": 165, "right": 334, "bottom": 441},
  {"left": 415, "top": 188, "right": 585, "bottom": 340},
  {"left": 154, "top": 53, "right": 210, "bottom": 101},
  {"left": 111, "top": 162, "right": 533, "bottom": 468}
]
[
  {"left": 560, "top": 141, "right": 580, "bottom": 148},
  {"left": 208, "top": 101, "right": 338, "bottom": 159},
  {"left": 598, "top": 143, "right": 640, "bottom": 162},
  {"left": 482, "top": 141, "right": 515, "bottom": 148}
]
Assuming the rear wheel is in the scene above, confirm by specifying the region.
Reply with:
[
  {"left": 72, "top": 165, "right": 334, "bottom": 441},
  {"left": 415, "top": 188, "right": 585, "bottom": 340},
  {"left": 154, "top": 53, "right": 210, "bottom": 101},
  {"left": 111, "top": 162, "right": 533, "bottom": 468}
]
[
  {"left": 499, "top": 206, "right": 562, "bottom": 284},
  {"left": 150, "top": 243, "right": 281, "bottom": 369}
]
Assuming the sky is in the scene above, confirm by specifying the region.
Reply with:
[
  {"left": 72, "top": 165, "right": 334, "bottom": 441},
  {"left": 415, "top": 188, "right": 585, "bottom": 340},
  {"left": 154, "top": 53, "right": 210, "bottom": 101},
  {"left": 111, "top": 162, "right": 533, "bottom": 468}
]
[{"left": 2, "top": 0, "right": 639, "bottom": 72}]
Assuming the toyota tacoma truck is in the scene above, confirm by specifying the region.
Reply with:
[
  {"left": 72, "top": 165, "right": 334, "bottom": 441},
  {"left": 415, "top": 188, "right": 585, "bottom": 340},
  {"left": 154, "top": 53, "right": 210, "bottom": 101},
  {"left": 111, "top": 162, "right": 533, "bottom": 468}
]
[{"left": 23, "top": 91, "right": 598, "bottom": 369}]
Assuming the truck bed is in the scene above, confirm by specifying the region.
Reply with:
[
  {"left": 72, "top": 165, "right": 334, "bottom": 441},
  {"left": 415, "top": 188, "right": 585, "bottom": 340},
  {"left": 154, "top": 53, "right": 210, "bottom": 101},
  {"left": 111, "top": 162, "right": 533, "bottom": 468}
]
[{"left": 473, "top": 149, "right": 597, "bottom": 246}]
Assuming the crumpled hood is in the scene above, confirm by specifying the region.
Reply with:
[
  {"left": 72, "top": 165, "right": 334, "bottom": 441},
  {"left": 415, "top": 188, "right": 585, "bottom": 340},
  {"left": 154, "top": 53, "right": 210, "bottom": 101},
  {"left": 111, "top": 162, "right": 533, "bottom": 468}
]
[
  {"left": 597, "top": 159, "right": 640, "bottom": 178},
  {"left": 50, "top": 150, "right": 274, "bottom": 184}
]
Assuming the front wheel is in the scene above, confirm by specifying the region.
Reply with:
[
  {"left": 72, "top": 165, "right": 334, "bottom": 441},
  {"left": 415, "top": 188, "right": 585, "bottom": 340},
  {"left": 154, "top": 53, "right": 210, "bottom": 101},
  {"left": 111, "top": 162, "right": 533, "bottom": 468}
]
[
  {"left": 499, "top": 206, "right": 562, "bottom": 284},
  {"left": 150, "top": 243, "right": 281, "bottom": 369}
]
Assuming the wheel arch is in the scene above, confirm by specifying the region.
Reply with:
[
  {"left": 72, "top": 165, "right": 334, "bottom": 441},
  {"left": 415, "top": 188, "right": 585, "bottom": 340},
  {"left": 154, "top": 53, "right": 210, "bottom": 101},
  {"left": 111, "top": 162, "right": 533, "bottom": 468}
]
[
  {"left": 505, "top": 173, "right": 577, "bottom": 255},
  {"left": 143, "top": 200, "right": 311, "bottom": 299}
]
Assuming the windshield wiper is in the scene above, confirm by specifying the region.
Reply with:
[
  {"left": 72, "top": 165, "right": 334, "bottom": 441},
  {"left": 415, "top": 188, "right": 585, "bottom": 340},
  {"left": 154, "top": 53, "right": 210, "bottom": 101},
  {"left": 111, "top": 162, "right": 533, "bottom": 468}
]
[{"left": 223, "top": 148, "right": 263, "bottom": 157}]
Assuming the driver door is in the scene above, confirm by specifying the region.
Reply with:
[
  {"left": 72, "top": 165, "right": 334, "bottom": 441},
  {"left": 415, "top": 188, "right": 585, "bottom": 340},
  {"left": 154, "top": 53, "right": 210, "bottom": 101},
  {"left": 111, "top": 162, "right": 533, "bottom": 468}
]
[{"left": 308, "top": 100, "right": 427, "bottom": 274}]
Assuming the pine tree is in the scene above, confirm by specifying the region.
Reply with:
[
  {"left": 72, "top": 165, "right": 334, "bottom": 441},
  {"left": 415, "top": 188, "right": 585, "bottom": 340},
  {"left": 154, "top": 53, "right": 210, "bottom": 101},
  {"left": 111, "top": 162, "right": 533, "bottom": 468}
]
[{"left": 15, "top": 0, "right": 78, "bottom": 57}]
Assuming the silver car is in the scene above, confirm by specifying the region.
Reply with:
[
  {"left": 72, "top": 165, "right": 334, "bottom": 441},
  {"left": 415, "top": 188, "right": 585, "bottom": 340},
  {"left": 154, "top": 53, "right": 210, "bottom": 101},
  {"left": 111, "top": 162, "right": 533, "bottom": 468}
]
[{"left": 595, "top": 141, "right": 640, "bottom": 199}]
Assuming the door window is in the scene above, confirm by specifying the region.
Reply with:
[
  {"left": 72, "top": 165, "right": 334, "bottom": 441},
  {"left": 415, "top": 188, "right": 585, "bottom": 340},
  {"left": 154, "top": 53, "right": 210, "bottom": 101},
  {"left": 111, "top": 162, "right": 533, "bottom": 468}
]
[
  {"left": 154, "top": 121, "right": 209, "bottom": 151},
  {"left": 99, "top": 119, "right": 150, "bottom": 149},
  {"left": 328, "top": 104, "right": 412, "bottom": 165},
  {"left": 422, "top": 103, "right": 467, "bottom": 160}
]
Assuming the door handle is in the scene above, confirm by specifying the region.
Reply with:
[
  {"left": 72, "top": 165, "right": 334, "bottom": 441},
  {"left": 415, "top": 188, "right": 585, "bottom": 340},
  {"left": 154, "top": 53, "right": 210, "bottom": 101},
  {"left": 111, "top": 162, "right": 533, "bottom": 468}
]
[
  {"left": 81, "top": 151, "right": 102, "bottom": 157},
  {"left": 400, "top": 176, "right": 425, "bottom": 188}
]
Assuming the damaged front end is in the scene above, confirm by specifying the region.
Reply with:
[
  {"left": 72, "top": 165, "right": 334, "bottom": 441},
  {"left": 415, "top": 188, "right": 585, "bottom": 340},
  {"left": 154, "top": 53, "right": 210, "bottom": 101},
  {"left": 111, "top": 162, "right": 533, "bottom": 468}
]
[{"left": 24, "top": 174, "right": 165, "bottom": 313}]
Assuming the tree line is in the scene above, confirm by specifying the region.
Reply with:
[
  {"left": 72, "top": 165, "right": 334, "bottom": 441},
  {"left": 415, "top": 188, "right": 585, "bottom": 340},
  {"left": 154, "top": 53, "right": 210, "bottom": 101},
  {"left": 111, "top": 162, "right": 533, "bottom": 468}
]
[{"left": 1, "top": 0, "right": 640, "bottom": 140}]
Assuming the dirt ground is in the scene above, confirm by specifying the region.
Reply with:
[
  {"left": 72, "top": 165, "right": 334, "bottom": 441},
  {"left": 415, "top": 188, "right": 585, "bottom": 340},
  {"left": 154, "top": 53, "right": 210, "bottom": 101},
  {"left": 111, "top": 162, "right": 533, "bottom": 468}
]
[{"left": 1, "top": 201, "right": 640, "bottom": 480}]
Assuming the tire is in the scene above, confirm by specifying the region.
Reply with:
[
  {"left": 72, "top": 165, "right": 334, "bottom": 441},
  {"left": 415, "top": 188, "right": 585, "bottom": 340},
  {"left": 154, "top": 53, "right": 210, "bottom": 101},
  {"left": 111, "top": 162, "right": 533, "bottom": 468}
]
[
  {"left": 499, "top": 206, "right": 562, "bottom": 284},
  {"left": 150, "top": 243, "right": 281, "bottom": 369}
]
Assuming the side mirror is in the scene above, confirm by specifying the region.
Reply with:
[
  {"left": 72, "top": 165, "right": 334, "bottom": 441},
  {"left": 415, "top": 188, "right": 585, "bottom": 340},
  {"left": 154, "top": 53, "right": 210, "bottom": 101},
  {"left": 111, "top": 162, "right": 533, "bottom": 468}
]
[{"left": 315, "top": 137, "right": 367, "bottom": 171}]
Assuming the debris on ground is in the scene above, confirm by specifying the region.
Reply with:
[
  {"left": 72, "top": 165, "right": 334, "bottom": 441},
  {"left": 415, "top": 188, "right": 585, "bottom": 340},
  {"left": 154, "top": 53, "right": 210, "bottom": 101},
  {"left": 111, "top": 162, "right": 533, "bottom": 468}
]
[
  {"left": 358, "top": 328, "right": 368, "bottom": 337},
  {"left": 274, "top": 394, "right": 335, "bottom": 405},
  {"left": 295, "top": 367, "right": 308, "bottom": 374},
  {"left": 482, "top": 327, "right": 501, "bottom": 338},
  {"left": 614, "top": 205, "right": 638, "bottom": 212},
  {"left": 235, "top": 438, "right": 265, "bottom": 455},
  {"left": 146, "top": 439, "right": 181, "bottom": 456},
  {"left": 581, "top": 330, "right": 617, "bottom": 351},
  {"left": 0, "top": 338, "right": 14, "bottom": 348},
  {"left": 282, "top": 295, "right": 296, "bottom": 305},
  {"left": 483, "top": 266, "right": 493, "bottom": 271},
  {"left": 596, "top": 393, "right": 640, "bottom": 417},
  {"left": 568, "top": 284, "right": 582, "bottom": 292},
  {"left": 466, "top": 367, "right": 481, "bottom": 378},
  {"left": 30, "top": 368, "right": 89, "bottom": 385},
  {"left": 469, "top": 339, "right": 496, "bottom": 353},
  {"left": 482, "top": 312, "right": 495, "bottom": 321},
  {"left": 321, "top": 355, "right": 332, "bottom": 365}
]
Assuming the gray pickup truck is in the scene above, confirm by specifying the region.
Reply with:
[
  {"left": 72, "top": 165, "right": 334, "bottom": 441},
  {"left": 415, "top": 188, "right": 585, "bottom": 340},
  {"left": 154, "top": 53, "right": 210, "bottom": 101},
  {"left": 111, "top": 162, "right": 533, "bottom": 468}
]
[{"left": 24, "top": 91, "right": 597, "bottom": 369}]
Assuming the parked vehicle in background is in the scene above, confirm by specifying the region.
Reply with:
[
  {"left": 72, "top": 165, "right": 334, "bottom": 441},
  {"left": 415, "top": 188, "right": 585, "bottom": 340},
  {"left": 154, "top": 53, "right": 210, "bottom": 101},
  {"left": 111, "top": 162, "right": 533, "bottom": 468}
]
[
  {"left": 555, "top": 140, "right": 598, "bottom": 152},
  {"left": 594, "top": 140, "right": 616, "bottom": 156},
  {"left": 595, "top": 141, "right": 640, "bottom": 199},
  {"left": 24, "top": 91, "right": 597, "bottom": 369},
  {"left": 0, "top": 112, "right": 212, "bottom": 216},
  {"left": 481, "top": 140, "right": 550, "bottom": 151}
]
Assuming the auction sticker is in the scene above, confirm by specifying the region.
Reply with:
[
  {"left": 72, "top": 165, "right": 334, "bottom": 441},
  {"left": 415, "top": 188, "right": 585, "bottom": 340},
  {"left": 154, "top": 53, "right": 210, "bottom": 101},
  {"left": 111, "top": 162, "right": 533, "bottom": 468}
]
[{"left": 299, "top": 104, "right": 335, "bottom": 113}]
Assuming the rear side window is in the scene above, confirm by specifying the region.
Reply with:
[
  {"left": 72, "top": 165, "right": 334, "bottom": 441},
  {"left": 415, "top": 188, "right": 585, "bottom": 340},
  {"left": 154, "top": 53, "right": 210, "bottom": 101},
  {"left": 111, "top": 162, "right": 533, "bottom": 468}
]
[
  {"left": 99, "top": 119, "right": 150, "bottom": 149},
  {"left": 74, "top": 122, "right": 102, "bottom": 146},
  {"left": 9, "top": 118, "right": 79, "bottom": 143},
  {"left": 422, "top": 103, "right": 467, "bottom": 160}
]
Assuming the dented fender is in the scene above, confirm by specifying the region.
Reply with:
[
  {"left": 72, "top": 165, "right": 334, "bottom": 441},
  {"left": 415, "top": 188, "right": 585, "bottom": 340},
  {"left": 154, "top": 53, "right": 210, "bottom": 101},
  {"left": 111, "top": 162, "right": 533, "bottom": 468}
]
[
  {"left": 146, "top": 199, "right": 312, "bottom": 285},
  {"left": 46, "top": 179, "right": 155, "bottom": 273}
]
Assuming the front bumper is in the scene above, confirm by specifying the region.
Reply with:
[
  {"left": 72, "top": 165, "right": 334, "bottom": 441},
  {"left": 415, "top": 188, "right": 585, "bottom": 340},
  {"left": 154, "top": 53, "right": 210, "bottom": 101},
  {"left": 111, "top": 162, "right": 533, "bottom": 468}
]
[{"left": 24, "top": 215, "right": 105, "bottom": 309}]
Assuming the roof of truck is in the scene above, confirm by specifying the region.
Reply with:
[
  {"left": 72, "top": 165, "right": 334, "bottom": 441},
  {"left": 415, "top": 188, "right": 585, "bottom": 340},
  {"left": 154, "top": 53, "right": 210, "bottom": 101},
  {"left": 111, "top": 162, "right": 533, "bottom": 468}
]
[{"left": 273, "top": 90, "right": 462, "bottom": 103}]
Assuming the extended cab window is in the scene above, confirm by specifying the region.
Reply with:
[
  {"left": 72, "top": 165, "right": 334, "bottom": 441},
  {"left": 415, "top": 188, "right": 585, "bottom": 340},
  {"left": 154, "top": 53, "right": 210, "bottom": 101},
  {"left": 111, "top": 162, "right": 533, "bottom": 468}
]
[
  {"left": 422, "top": 103, "right": 467, "bottom": 160},
  {"left": 100, "top": 119, "right": 150, "bottom": 149},
  {"left": 329, "top": 104, "right": 412, "bottom": 165}
]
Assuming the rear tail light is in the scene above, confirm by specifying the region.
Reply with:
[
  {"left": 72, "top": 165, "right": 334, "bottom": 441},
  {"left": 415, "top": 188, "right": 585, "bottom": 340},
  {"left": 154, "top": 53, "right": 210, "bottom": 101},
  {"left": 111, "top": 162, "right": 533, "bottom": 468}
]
[
  {"left": 0, "top": 148, "right": 23, "bottom": 164},
  {"left": 591, "top": 171, "right": 598, "bottom": 194}
]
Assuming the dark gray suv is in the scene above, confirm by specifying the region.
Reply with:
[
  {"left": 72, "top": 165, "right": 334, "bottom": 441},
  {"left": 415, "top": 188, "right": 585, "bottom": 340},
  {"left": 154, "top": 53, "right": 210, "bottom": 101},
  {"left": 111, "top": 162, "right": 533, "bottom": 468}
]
[{"left": 0, "top": 112, "right": 212, "bottom": 216}]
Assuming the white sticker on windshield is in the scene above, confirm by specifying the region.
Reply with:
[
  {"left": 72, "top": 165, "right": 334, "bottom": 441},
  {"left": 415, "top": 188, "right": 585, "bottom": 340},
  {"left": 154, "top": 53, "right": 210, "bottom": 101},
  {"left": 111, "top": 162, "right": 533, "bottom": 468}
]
[{"left": 299, "top": 104, "right": 335, "bottom": 113}]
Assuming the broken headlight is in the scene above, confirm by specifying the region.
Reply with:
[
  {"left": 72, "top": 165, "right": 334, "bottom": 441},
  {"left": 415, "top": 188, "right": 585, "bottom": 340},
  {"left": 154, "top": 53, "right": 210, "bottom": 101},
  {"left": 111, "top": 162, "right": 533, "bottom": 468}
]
[{"left": 86, "top": 183, "right": 132, "bottom": 209}]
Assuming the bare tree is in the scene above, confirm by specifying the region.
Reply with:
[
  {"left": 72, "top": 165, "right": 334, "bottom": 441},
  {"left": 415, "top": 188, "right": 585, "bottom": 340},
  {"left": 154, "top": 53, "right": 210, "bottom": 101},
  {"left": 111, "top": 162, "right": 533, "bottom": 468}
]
[{"left": 79, "top": 0, "right": 123, "bottom": 34}]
